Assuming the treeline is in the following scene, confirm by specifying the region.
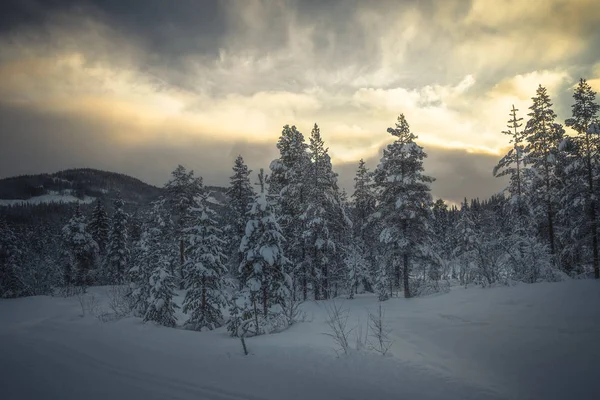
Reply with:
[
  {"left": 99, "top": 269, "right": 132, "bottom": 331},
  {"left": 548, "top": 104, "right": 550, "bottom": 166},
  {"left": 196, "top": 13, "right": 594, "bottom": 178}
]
[{"left": 1, "top": 78, "right": 599, "bottom": 336}]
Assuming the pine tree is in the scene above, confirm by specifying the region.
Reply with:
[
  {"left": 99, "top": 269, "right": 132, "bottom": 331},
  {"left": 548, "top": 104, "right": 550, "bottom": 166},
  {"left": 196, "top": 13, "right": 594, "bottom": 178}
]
[
  {"left": 225, "top": 155, "right": 254, "bottom": 281},
  {"left": 523, "top": 85, "right": 565, "bottom": 260},
  {"left": 302, "top": 124, "right": 341, "bottom": 300},
  {"left": 129, "top": 201, "right": 171, "bottom": 317},
  {"left": 565, "top": 79, "right": 600, "bottom": 279},
  {"left": 182, "top": 192, "right": 228, "bottom": 331},
  {"left": 372, "top": 115, "right": 434, "bottom": 298},
  {"left": 88, "top": 199, "right": 110, "bottom": 255},
  {"left": 344, "top": 242, "right": 368, "bottom": 299},
  {"left": 106, "top": 194, "right": 130, "bottom": 284},
  {"left": 494, "top": 105, "right": 528, "bottom": 217},
  {"left": 163, "top": 165, "right": 204, "bottom": 287},
  {"left": 144, "top": 264, "right": 179, "bottom": 328},
  {"left": 269, "top": 125, "right": 311, "bottom": 300},
  {"left": 351, "top": 159, "right": 378, "bottom": 291},
  {"left": 62, "top": 204, "right": 99, "bottom": 288},
  {"left": 0, "top": 218, "right": 23, "bottom": 298},
  {"left": 238, "top": 169, "right": 290, "bottom": 335}
]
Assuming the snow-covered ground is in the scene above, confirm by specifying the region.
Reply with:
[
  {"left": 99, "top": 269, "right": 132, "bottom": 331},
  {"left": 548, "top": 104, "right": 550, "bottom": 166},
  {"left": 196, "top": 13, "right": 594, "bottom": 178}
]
[
  {"left": 1, "top": 280, "right": 599, "bottom": 400},
  {"left": 0, "top": 191, "right": 95, "bottom": 206}
]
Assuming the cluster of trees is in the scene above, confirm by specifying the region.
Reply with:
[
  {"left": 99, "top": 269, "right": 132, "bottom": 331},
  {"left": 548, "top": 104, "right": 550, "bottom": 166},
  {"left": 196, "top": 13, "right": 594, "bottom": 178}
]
[{"left": 1, "top": 78, "right": 599, "bottom": 336}]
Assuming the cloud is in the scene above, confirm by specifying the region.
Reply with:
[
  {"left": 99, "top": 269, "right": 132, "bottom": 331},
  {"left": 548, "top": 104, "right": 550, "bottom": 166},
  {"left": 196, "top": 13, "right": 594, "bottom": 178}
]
[{"left": 0, "top": 0, "right": 598, "bottom": 203}]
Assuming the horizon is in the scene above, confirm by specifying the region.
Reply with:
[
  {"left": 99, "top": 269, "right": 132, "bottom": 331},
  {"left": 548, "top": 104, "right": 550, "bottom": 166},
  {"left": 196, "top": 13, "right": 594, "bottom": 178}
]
[{"left": 1, "top": 0, "right": 599, "bottom": 204}]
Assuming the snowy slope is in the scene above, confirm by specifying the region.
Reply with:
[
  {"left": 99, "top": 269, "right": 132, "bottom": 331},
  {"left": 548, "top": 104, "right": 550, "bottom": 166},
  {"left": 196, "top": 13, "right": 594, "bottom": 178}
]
[
  {"left": 1, "top": 280, "right": 599, "bottom": 400},
  {"left": 0, "top": 191, "right": 95, "bottom": 206}
]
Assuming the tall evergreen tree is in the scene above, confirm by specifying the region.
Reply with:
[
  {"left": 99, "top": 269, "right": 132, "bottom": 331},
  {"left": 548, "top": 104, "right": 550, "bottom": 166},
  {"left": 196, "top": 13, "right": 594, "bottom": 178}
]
[
  {"left": 129, "top": 201, "right": 173, "bottom": 317},
  {"left": 183, "top": 192, "right": 228, "bottom": 331},
  {"left": 565, "top": 79, "right": 600, "bottom": 279},
  {"left": 106, "top": 194, "right": 130, "bottom": 284},
  {"left": 302, "top": 124, "right": 340, "bottom": 300},
  {"left": 372, "top": 115, "right": 434, "bottom": 298},
  {"left": 238, "top": 169, "right": 289, "bottom": 334},
  {"left": 225, "top": 155, "right": 254, "bottom": 280},
  {"left": 494, "top": 105, "right": 528, "bottom": 217},
  {"left": 269, "top": 125, "right": 311, "bottom": 300},
  {"left": 62, "top": 204, "right": 98, "bottom": 287},
  {"left": 523, "top": 85, "right": 565, "bottom": 260},
  {"left": 88, "top": 199, "right": 110, "bottom": 255},
  {"left": 163, "top": 165, "right": 204, "bottom": 287},
  {"left": 351, "top": 159, "right": 378, "bottom": 290}
]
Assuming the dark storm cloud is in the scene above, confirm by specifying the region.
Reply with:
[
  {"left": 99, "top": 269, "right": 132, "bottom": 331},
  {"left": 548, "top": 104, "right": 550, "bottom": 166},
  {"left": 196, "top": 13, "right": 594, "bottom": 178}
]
[
  {"left": 0, "top": 0, "right": 599, "bottom": 203},
  {"left": 0, "top": 0, "right": 227, "bottom": 56}
]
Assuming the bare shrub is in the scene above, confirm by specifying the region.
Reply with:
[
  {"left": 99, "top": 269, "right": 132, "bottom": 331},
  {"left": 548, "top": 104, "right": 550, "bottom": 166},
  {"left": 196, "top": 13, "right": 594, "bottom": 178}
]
[
  {"left": 281, "top": 295, "right": 307, "bottom": 327},
  {"left": 107, "top": 285, "right": 134, "bottom": 318},
  {"left": 368, "top": 303, "right": 393, "bottom": 356},
  {"left": 354, "top": 316, "right": 368, "bottom": 352},
  {"left": 75, "top": 287, "right": 100, "bottom": 318},
  {"left": 323, "top": 300, "right": 353, "bottom": 356}
]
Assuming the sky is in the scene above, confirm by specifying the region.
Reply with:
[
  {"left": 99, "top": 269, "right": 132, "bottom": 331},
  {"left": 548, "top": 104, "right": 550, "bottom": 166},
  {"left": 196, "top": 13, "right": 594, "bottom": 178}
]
[{"left": 0, "top": 0, "right": 599, "bottom": 204}]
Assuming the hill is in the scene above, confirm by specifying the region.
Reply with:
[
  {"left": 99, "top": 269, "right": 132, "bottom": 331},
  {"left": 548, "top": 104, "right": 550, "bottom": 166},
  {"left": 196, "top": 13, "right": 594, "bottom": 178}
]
[{"left": 0, "top": 168, "right": 163, "bottom": 205}]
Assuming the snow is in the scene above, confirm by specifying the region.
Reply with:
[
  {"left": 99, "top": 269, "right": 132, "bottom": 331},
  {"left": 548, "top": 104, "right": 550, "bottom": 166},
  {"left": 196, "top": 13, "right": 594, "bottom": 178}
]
[
  {"left": 1, "top": 280, "right": 599, "bottom": 399},
  {"left": 0, "top": 191, "right": 95, "bottom": 207}
]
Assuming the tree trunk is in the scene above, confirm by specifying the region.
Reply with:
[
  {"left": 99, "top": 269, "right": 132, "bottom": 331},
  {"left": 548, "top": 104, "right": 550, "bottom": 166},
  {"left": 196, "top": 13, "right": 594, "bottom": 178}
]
[
  {"left": 403, "top": 252, "right": 411, "bottom": 298},
  {"left": 263, "top": 285, "right": 268, "bottom": 317},
  {"left": 201, "top": 276, "right": 206, "bottom": 311},
  {"left": 586, "top": 147, "right": 599, "bottom": 279},
  {"left": 179, "top": 238, "right": 185, "bottom": 289}
]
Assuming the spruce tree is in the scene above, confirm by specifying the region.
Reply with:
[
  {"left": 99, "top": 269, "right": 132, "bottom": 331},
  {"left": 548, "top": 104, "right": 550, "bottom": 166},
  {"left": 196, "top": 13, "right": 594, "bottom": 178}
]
[
  {"left": 144, "top": 264, "right": 179, "bottom": 328},
  {"left": 372, "top": 115, "right": 434, "bottom": 298},
  {"left": 523, "top": 85, "right": 565, "bottom": 260},
  {"left": 269, "top": 125, "right": 311, "bottom": 300},
  {"left": 183, "top": 192, "right": 228, "bottom": 331},
  {"left": 303, "top": 124, "right": 341, "bottom": 300},
  {"left": 225, "top": 155, "right": 254, "bottom": 281},
  {"left": 129, "top": 201, "right": 171, "bottom": 317},
  {"left": 62, "top": 204, "right": 99, "bottom": 288},
  {"left": 351, "top": 159, "right": 378, "bottom": 290},
  {"left": 494, "top": 105, "right": 528, "bottom": 217},
  {"left": 238, "top": 169, "right": 289, "bottom": 334},
  {"left": 565, "top": 79, "right": 600, "bottom": 279},
  {"left": 163, "top": 165, "right": 204, "bottom": 287},
  {"left": 106, "top": 194, "right": 130, "bottom": 284},
  {"left": 88, "top": 199, "right": 110, "bottom": 255}
]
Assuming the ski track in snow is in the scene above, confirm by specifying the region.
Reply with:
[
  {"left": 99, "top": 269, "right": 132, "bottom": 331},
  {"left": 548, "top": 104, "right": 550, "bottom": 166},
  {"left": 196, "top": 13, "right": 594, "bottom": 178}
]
[{"left": 1, "top": 280, "right": 599, "bottom": 400}]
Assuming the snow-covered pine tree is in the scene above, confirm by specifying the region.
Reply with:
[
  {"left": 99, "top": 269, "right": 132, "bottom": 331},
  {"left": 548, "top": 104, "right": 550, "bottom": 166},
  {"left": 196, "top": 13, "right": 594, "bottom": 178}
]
[
  {"left": 88, "top": 198, "right": 110, "bottom": 255},
  {"left": 182, "top": 192, "right": 228, "bottom": 331},
  {"left": 351, "top": 159, "right": 378, "bottom": 290},
  {"left": 62, "top": 204, "right": 99, "bottom": 288},
  {"left": 565, "top": 79, "right": 600, "bottom": 279},
  {"left": 344, "top": 242, "right": 368, "bottom": 299},
  {"left": 144, "top": 263, "right": 179, "bottom": 328},
  {"left": 454, "top": 199, "right": 478, "bottom": 286},
  {"left": 238, "top": 169, "right": 290, "bottom": 335},
  {"left": 163, "top": 165, "right": 204, "bottom": 287},
  {"left": 129, "top": 202, "right": 171, "bottom": 317},
  {"left": 225, "top": 155, "right": 254, "bottom": 282},
  {"left": 372, "top": 115, "right": 434, "bottom": 298},
  {"left": 374, "top": 261, "right": 390, "bottom": 302},
  {"left": 523, "top": 85, "right": 565, "bottom": 261},
  {"left": 493, "top": 105, "right": 528, "bottom": 218},
  {"left": 0, "top": 218, "right": 23, "bottom": 298},
  {"left": 269, "top": 125, "right": 311, "bottom": 300},
  {"left": 106, "top": 194, "right": 129, "bottom": 284},
  {"left": 302, "top": 124, "right": 338, "bottom": 300}
]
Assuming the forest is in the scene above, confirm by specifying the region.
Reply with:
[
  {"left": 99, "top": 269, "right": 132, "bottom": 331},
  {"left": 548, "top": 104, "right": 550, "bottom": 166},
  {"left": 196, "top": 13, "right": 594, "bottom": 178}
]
[{"left": 1, "top": 78, "right": 599, "bottom": 337}]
